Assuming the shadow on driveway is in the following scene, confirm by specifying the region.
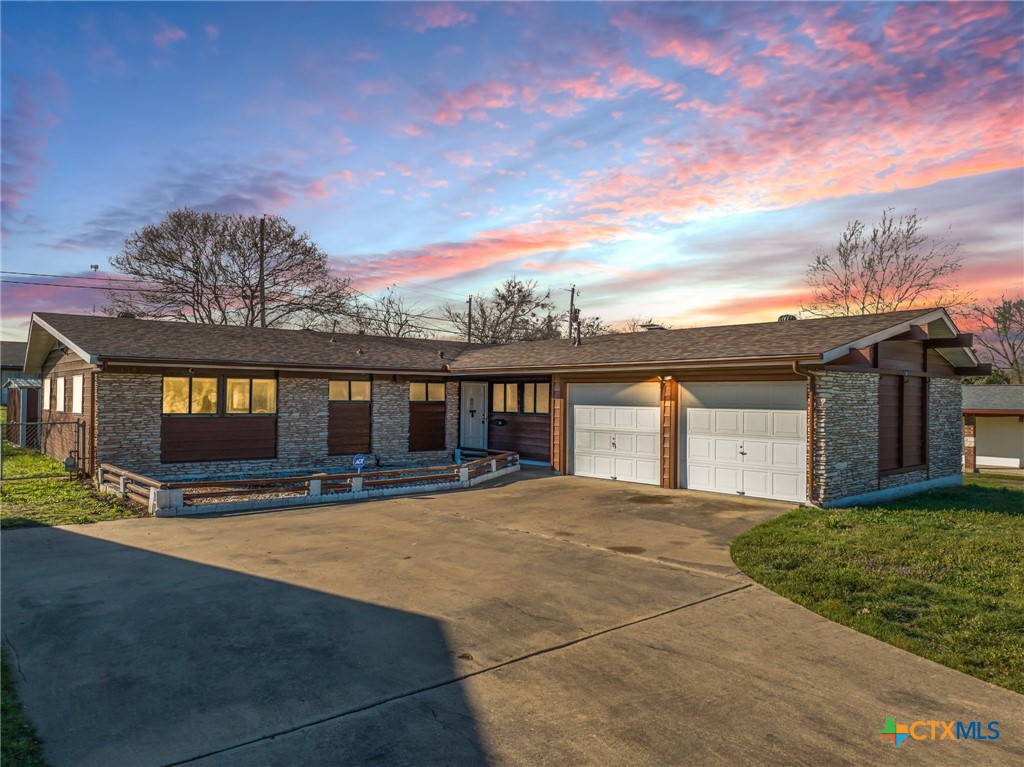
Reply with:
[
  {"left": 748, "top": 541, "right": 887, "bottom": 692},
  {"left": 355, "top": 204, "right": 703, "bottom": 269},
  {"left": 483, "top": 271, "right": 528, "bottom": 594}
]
[{"left": 2, "top": 527, "right": 490, "bottom": 767}]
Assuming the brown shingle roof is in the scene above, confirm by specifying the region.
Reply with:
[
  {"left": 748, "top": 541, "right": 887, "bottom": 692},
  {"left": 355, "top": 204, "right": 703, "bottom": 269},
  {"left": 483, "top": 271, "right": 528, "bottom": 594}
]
[
  {"left": 32, "top": 308, "right": 951, "bottom": 374},
  {"left": 1, "top": 341, "right": 27, "bottom": 368},
  {"left": 33, "top": 313, "right": 474, "bottom": 372},
  {"left": 449, "top": 308, "right": 944, "bottom": 371}
]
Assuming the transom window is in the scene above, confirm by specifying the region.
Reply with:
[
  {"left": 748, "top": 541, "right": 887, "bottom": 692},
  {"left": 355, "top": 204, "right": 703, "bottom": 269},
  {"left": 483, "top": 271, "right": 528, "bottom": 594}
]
[
  {"left": 163, "top": 377, "right": 218, "bottom": 415},
  {"left": 329, "top": 380, "right": 372, "bottom": 401},
  {"left": 410, "top": 382, "right": 445, "bottom": 402},
  {"left": 522, "top": 383, "right": 550, "bottom": 414},
  {"left": 227, "top": 378, "right": 277, "bottom": 414},
  {"left": 491, "top": 383, "right": 518, "bottom": 413}
]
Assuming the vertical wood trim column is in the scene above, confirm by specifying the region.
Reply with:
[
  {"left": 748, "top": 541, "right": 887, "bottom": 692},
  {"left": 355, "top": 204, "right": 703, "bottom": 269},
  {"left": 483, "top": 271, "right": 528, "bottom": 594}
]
[
  {"left": 550, "top": 378, "right": 565, "bottom": 473},
  {"left": 963, "top": 413, "right": 976, "bottom": 473},
  {"left": 659, "top": 378, "right": 679, "bottom": 488}
]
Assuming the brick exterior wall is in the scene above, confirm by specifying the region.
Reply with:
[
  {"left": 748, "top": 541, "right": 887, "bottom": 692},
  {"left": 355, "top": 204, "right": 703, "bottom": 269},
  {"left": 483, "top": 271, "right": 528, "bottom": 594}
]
[
  {"left": 813, "top": 371, "right": 963, "bottom": 504},
  {"left": 811, "top": 371, "right": 879, "bottom": 505},
  {"left": 96, "top": 373, "right": 460, "bottom": 478}
]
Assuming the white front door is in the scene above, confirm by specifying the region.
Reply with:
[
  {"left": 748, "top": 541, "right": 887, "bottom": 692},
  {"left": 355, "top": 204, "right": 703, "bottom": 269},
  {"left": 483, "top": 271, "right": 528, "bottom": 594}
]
[
  {"left": 573, "top": 405, "right": 660, "bottom": 486},
  {"left": 686, "top": 408, "right": 806, "bottom": 502},
  {"left": 461, "top": 382, "right": 488, "bottom": 449}
]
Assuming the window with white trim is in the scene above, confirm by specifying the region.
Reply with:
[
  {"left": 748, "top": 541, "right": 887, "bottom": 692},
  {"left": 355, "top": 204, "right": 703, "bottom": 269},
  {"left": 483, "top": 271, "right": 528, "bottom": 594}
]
[
  {"left": 42, "top": 378, "right": 50, "bottom": 410},
  {"left": 71, "top": 375, "right": 84, "bottom": 414},
  {"left": 55, "top": 377, "right": 65, "bottom": 412}
]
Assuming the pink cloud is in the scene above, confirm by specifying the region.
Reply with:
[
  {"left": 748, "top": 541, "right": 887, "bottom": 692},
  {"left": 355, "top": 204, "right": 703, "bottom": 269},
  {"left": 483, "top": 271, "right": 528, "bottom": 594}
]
[
  {"left": 431, "top": 80, "right": 517, "bottom": 125},
  {"left": 204, "top": 24, "right": 219, "bottom": 41},
  {"left": 153, "top": 23, "right": 187, "bottom": 49},
  {"left": 411, "top": 3, "right": 476, "bottom": 33},
  {"left": 1, "top": 73, "right": 66, "bottom": 214},
  {"left": 402, "top": 123, "right": 426, "bottom": 137}
]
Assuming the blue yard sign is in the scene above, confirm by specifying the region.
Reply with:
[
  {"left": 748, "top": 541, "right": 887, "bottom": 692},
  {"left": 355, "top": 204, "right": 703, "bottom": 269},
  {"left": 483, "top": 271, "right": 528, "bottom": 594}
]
[{"left": 353, "top": 453, "right": 367, "bottom": 473}]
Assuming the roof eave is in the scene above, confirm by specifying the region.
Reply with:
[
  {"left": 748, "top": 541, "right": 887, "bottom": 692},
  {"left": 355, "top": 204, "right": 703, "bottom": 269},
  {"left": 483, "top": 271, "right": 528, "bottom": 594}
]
[
  {"left": 819, "top": 308, "right": 957, "bottom": 364},
  {"left": 450, "top": 353, "right": 823, "bottom": 375}
]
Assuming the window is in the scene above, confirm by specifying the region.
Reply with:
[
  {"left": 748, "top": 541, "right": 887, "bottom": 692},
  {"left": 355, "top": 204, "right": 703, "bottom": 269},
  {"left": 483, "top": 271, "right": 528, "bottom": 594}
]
[
  {"left": 329, "top": 380, "right": 372, "bottom": 401},
  {"left": 878, "top": 375, "right": 926, "bottom": 471},
  {"left": 522, "top": 383, "right": 550, "bottom": 414},
  {"left": 410, "top": 382, "right": 445, "bottom": 402},
  {"left": 162, "top": 376, "right": 218, "bottom": 415},
  {"left": 492, "top": 383, "right": 518, "bottom": 413},
  {"left": 42, "top": 378, "right": 50, "bottom": 410},
  {"left": 227, "top": 378, "right": 277, "bottom": 414},
  {"left": 55, "top": 377, "right": 65, "bottom": 412},
  {"left": 71, "top": 375, "right": 84, "bottom": 414}
]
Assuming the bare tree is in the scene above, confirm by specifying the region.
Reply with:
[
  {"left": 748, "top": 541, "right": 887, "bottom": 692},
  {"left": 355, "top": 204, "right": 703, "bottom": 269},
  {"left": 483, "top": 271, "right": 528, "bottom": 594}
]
[
  {"left": 442, "top": 277, "right": 556, "bottom": 343},
  {"left": 802, "top": 208, "right": 967, "bottom": 317},
  {"left": 104, "top": 208, "right": 355, "bottom": 328},
  {"left": 618, "top": 317, "right": 669, "bottom": 332},
  {"left": 964, "top": 294, "right": 1024, "bottom": 384},
  {"left": 348, "top": 289, "right": 432, "bottom": 338},
  {"left": 578, "top": 315, "right": 615, "bottom": 337}
]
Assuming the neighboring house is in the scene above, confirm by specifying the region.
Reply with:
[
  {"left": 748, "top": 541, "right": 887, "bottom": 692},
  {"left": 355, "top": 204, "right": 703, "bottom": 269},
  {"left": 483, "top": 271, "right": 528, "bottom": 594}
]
[
  {"left": 962, "top": 385, "right": 1024, "bottom": 470},
  {"left": 3, "top": 377, "right": 41, "bottom": 446},
  {"left": 1, "top": 340, "right": 28, "bottom": 405},
  {"left": 22, "top": 307, "right": 985, "bottom": 507}
]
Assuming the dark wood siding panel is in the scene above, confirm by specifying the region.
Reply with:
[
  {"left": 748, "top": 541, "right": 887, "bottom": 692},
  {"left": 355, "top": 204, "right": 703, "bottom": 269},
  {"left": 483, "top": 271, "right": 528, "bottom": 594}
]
[
  {"left": 902, "top": 377, "right": 925, "bottom": 466},
  {"left": 161, "top": 416, "right": 277, "bottom": 462},
  {"left": 328, "top": 402, "right": 371, "bottom": 455},
  {"left": 878, "top": 375, "right": 901, "bottom": 471},
  {"left": 488, "top": 413, "right": 550, "bottom": 462},
  {"left": 926, "top": 350, "right": 956, "bottom": 376},
  {"left": 40, "top": 348, "right": 97, "bottom": 472},
  {"left": 409, "top": 402, "right": 445, "bottom": 452},
  {"left": 878, "top": 340, "right": 925, "bottom": 371}
]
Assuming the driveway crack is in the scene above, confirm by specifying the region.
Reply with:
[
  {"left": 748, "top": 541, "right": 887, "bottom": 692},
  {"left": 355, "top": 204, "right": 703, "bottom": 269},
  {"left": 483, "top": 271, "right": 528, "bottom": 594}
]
[{"left": 161, "top": 582, "right": 750, "bottom": 766}]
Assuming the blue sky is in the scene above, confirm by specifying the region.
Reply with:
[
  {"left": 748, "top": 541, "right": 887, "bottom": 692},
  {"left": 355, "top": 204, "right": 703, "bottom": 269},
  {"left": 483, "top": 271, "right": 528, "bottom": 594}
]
[{"left": 2, "top": 1, "right": 1022, "bottom": 339}]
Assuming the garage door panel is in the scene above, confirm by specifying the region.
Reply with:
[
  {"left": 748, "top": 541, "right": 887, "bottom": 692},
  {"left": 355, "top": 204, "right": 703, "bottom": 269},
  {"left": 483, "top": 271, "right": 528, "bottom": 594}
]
[
  {"left": 772, "top": 411, "right": 803, "bottom": 439},
  {"left": 688, "top": 436, "right": 713, "bottom": 460},
  {"left": 714, "top": 411, "right": 741, "bottom": 434},
  {"left": 714, "top": 439, "right": 741, "bottom": 462},
  {"left": 572, "top": 404, "right": 660, "bottom": 487},
  {"left": 685, "top": 405, "right": 806, "bottom": 502},
  {"left": 742, "top": 411, "right": 771, "bottom": 436},
  {"left": 772, "top": 442, "right": 803, "bottom": 470},
  {"left": 635, "top": 433, "right": 659, "bottom": 457}
]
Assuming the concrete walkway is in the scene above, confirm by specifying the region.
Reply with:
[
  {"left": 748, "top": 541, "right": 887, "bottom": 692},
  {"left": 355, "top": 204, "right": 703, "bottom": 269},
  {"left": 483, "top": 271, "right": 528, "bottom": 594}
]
[{"left": 2, "top": 472, "right": 1021, "bottom": 766}]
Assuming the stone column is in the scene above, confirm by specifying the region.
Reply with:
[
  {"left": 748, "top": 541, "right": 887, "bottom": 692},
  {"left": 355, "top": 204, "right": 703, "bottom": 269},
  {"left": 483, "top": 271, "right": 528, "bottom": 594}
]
[{"left": 963, "top": 413, "right": 977, "bottom": 473}]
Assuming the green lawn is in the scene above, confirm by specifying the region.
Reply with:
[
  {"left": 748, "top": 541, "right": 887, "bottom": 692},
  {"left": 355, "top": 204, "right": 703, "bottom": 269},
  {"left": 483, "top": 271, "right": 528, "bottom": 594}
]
[
  {"left": 732, "top": 474, "right": 1024, "bottom": 694},
  {"left": 1, "top": 445, "right": 147, "bottom": 529},
  {"left": 1, "top": 650, "right": 48, "bottom": 767}
]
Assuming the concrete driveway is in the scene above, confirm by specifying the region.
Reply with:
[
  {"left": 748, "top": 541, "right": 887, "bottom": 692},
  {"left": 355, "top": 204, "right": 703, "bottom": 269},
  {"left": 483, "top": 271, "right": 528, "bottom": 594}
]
[{"left": 2, "top": 471, "right": 1021, "bottom": 767}]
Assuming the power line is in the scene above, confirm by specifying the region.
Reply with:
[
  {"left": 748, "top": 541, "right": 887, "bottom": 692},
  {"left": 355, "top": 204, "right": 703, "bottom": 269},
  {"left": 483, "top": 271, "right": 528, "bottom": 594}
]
[
  {"left": 0, "top": 270, "right": 141, "bottom": 283},
  {"left": 1, "top": 279, "right": 139, "bottom": 292}
]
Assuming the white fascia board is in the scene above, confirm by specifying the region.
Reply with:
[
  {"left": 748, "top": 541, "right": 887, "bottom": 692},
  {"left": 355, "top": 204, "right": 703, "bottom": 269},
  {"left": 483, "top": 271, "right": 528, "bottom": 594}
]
[{"left": 819, "top": 309, "right": 954, "bottom": 364}]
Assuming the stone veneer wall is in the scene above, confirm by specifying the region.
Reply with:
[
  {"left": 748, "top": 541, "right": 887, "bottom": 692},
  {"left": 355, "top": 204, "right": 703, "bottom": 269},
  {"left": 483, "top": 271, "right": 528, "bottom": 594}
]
[
  {"left": 811, "top": 371, "right": 879, "bottom": 505},
  {"left": 813, "top": 371, "right": 963, "bottom": 504},
  {"left": 96, "top": 372, "right": 460, "bottom": 478}
]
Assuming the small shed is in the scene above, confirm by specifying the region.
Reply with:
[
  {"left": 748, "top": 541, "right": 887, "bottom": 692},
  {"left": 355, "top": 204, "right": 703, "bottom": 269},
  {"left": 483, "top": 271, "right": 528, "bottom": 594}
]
[
  {"left": 3, "top": 377, "right": 41, "bottom": 447},
  {"left": 963, "top": 385, "right": 1024, "bottom": 470}
]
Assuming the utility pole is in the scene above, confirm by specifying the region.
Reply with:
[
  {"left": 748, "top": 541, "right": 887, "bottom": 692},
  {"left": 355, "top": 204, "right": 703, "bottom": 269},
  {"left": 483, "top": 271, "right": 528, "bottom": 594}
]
[
  {"left": 259, "top": 214, "right": 267, "bottom": 327},
  {"left": 567, "top": 284, "right": 579, "bottom": 345},
  {"left": 467, "top": 295, "right": 473, "bottom": 343}
]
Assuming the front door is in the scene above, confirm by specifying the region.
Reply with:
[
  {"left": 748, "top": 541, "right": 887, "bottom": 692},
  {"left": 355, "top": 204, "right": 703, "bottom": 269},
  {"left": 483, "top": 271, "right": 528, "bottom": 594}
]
[{"left": 461, "top": 382, "right": 488, "bottom": 449}]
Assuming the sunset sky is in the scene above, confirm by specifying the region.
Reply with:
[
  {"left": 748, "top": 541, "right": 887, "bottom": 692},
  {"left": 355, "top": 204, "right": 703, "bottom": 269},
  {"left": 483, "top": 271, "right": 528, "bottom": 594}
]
[{"left": 2, "top": 1, "right": 1022, "bottom": 340}]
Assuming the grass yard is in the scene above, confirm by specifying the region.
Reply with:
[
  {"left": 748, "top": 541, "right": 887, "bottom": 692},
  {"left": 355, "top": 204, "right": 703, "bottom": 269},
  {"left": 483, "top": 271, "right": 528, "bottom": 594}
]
[
  {"left": 1, "top": 650, "right": 48, "bottom": 767},
  {"left": 1, "top": 445, "right": 147, "bottom": 529},
  {"left": 732, "top": 474, "right": 1024, "bottom": 694}
]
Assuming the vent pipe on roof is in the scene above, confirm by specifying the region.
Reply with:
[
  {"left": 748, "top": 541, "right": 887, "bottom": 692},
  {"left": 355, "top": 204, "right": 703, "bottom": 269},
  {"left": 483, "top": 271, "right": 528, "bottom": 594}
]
[
  {"left": 640, "top": 323, "right": 667, "bottom": 331},
  {"left": 116, "top": 311, "right": 136, "bottom": 319},
  {"left": 777, "top": 314, "right": 798, "bottom": 322}
]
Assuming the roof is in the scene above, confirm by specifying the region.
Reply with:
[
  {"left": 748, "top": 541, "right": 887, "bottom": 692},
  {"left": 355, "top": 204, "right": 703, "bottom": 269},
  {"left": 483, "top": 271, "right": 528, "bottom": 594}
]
[
  {"left": 962, "top": 385, "right": 1024, "bottom": 413},
  {"left": 0, "top": 341, "right": 27, "bottom": 368},
  {"left": 449, "top": 308, "right": 957, "bottom": 371},
  {"left": 27, "top": 313, "right": 476, "bottom": 373},
  {"left": 3, "top": 377, "right": 40, "bottom": 390},
  {"left": 24, "top": 307, "right": 972, "bottom": 376}
]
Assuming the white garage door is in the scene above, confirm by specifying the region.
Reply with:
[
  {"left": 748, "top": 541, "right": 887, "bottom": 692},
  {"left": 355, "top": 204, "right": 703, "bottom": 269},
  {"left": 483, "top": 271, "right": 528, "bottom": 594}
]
[
  {"left": 686, "top": 408, "right": 806, "bottom": 502},
  {"left": 573, "top": 405, "right": 660, "bottom": 486}
]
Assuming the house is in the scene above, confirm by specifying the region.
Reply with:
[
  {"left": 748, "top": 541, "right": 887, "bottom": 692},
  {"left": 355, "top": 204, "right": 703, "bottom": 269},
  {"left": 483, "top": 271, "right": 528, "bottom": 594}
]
[
  {"left": 1, "top": 340, "right": 28, "bottom": 405},
  {"left": 22, "top": 307, "right": 986, "bottom": 507},
  {"left": 962, "top": 385, "right": 1024, "bottom": 470}
]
